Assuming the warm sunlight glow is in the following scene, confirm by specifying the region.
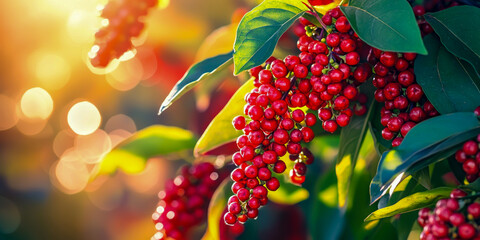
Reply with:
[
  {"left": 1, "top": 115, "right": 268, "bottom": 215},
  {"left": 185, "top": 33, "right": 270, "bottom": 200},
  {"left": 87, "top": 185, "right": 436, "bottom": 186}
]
[
  {"left": 20, "top": 87, "right": 54, "bottom": 119},
  {"left": 67, "top": 101, "right": 101, "bottom": 135}
]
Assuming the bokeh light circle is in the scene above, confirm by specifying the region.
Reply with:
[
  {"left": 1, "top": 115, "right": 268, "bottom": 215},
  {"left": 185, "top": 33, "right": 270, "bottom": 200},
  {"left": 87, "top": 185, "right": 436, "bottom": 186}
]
[
  {"left": 67, "top": 101, "right": 101, "bottom": 135},
  {"left": 20, "top": 87, "right": 54, "bottom": 119}
]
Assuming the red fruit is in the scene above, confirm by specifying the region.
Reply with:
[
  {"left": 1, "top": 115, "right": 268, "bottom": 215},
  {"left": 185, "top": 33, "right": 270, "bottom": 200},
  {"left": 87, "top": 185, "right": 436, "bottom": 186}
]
[
  {"left": 266, "top": 177, "right": 280, "bottom": 191},
  {"left": 258, "top": 69, "right": 273, "bottom": 84},
  {"left": 329, "top": 69, "right": 344, "bottom": 83},
  {"left": 236, "top": 188, "right": 250, "bottom": 202},
  {"left": 318, "top": 108, "right": 332, "bottom": 121},
  {"left": 294, "top": 162, "right": 307, "bottom": 176},
  {"left": 275, "top": 77, "right": 291, "bottom": 92},
  {"left": 224, "top": 212, "right": 237, "bottom": 225},
  {"left": 353, "top": 63, "right": 371, "bottom": 82},
  {"left": 346, "top": 52, "right": 360, "bottom": 65},
  {"left": 403, "top": 53, "right": 417, "bottom": 61},
  {"left": 292, "top": 109, "right": 305, "bottom": 122},
  {"left": 431, "top": 223, "right": 448, "bottom": 237},
  {"left": 232, "top": 182, "right": 245, "bottom": 194},
  {"left": 293, "top": 64, "right": 308, "bottom": 78},
  {"left": 244, "top": 165, "right": 258, "bottom": 178},
  {"left": 336, "top": 113, "right": 350, "bottom": 127},
  {"left": 322, "top": 13, "right": 333, "bottom": 25},
  {"left": 406, "top": 84, "right": 424, "bottom": 102},
  {"left": 395, "top": 58, "right": 409, "bottom": 71},
  {"left": 273, "top": 160, "right": 286, "bottom": 173},
  {"left": 343, "top": 85, "right": 358, "bottom": 99},
  {"left": 299, "top": 52, "right": 315, "bottom": 66},
  {"left": 231, "top": 168, "right": 245, "bottom": 182},
  {"left": 257, "top": 167, "right": 272, "bottom": 181},
  {"left": 281, "top": 118, "right": 295, "bottom": 130},
  {"left": 463, "top": 159, "right": 478, "bottom": 175},
  {"left": 387, "top": 117, "right": 404, "bottom": 132},
  {"left": 311, "top": 63, "right": 324, "bottom": 76},
  {"left": 450, "top": 189, "right": 467, "bottom": 198},
  {"left": 248, "top": 197, "right": 261, "bottom": 209},
  {"left": 246, "top": 208, "right": 258, "bottom": 219},
  {"left": 380, "top": 52, "right": 397, "bottom": 67},
  {"left": 392, "top": 137, "right": 403, "bottom": 147},
  {"left": 374, "top": 62, "right": 389, "bottom": 77},
  {"left": 334, "top": 96, "right": 350, "bottom": 110},
  {"left": 393, "top": 96, "right": 409, "bottom": 110},
  {"left": 228, "top": 202, "right": 242, "bottom": 214},
  {"left": 326, "top": 33, "right": 340, "bottom": 47},
  {"left": 458, "top": 224, "right": 476, "bottom": 239},
  {"left": 463, "top": 140, "right": 479, "bottom": 155},
  {"left": 468, "top": 202, "right": 480, "bottom": 219},
  {"left": 409, "top": 107, "right": 426, "bottom": 122},
  {"left": 323, "top": 120, "right": 338, "bottom": 133},
  {"left": 284, "top": 55, "right": 301, "bottom": 71},
  {"left": 305, "top": 113, "right": 317, "bottom": 126},
  {"left": 290, "top": 170, "right": 306, "bottom": 185},
  {"left": 340, "top": 39, "right": 356, "bottom": 53},
  {"left": 237, "top": 214, "right": 248, "bottom": 224},
  {"left": 335, "top": 16, "right": 351, "bottom": 32},
  {"left": 297, "top": 35, "right": 313, "bottom": 52},
  {"left": 252, "top": 186, "right": 267, "bottom": 198},
  {"left": 474, "top": 106, "right": 480, "bottom": 116},
  {"left": 398, "top": 71, "right": 415, "bottom": 87},
  {"left": 338, "top": 63, "right": 351, "bottom": 79},
  {"left": 400, "top": 122, "right": 416, "bottom": 137},
  {"left": 301, "top": 127, "right": 314, "bottom": 142},
  {"left": 382, "top": 128, "right": 394, "bottom": 140},
  {"left": 249, "top": 66, "right": 263, "bottom": 78},
  {"left": 383, "top": 83, "right": 402, "bottom": 100},
  {"left": 233, "top": 116, "right": 246, "bottom": 130},
  {"left": 449, "top": 212, "right": 465, "bottom": 226},
  {"left": 272, "top": 100, "right": 288, "bottom": 115},
  {"left": 413, "top": 5, "right": 426, "bottom": 16}
]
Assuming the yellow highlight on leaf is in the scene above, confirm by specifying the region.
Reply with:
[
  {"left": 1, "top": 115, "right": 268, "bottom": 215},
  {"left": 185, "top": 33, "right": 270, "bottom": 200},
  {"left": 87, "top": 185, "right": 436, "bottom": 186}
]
[
  {"left": 158, "top": 0, "right": 169, "bottom": 9},
  {"left": 318, "top": 184, "right": 338, "bottom": 208},
  {"left": 313, "top": 0, "right": 343, "bottom": 15},
  {"left": 98, "top": 150, "right": 146, "bottom": 175}
]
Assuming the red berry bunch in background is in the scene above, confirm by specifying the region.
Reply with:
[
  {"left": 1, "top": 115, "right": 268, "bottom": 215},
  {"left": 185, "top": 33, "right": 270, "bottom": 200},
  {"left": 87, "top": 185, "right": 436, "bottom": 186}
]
[
  {"left": 89, "top": 0, "right": 158, "bottom": 68},
  {"left": 418, "top": 189, "right": 480, "bottom": 240},
  {"left": 455, "top": 130, "right": 480, "bottom": 183},
  {"left": 289, "top": 148, "right": 314, "bottom": 185},
  {"left": 368, "top": 48, "right": 439, "bottom": 147},
  {"left": 152, "top": 162, "right": 229, "bottom": 240},
  {"left": 303, "top": 7, "right": 371, "bottom": 133}
]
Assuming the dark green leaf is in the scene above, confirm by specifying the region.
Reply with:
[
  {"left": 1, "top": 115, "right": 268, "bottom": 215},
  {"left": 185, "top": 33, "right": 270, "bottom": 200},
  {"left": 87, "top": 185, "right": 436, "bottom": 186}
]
[
  {"left": 336, "top": 84, "right": 376, "bottom": 208},
  {"left": 233, "top": 0, "right": 307, "bottom": 75},
  {"left": 370, "top": 112, "right": 480, "bottom": 203},
  {"left": 97, "top": 125, "right": 197, "bottom": 176},
  {"left": 159, "top": 51, "right": 233, "bottom": 114},
  {"left": 425, "top": 6, "right": 480, "bottom": 76},
  {"left": 340, "top": 0, "right": 426, "bottom": 54},
  {"left": 415, "top": 34, "right": 480, "bottom": 114},
  {"left": 365, "top": 187, "right": 452, "bottom": 221},
  {"left": 465, "top": 178, "right": 480, "bottom": 191}
]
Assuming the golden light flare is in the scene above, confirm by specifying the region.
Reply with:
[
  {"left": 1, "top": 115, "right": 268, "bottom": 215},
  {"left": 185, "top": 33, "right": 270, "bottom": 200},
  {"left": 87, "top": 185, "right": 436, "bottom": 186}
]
[
  {"left": 29, "top": 52, "right": 71, "bottom": 90},
  {"left": 20, "top": 87, "right": 54, "bottom": 120},
  {"left": 74, "top": 129, "right": 112, "bottom": 164},
  {"left": 52, "top": 130, "right": 75, "bottom": 158},
  {"left": 0, "top": 95, "right": 19, "bottom": 131},
  {"left": 123, "top": 158, "right": 168, "bottom": 194},
  {"left": 67, "top": 101, "right": 101, "bottom": 135},
  {"left": 15, "top": 118, "right": 48, "bottom": 136},
  {"left": 53, "top": 149, "right": 90, "bottom": 194}
]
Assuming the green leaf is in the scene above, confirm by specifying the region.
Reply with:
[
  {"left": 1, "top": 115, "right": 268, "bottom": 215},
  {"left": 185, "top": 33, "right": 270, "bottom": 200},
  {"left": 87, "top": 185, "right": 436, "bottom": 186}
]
[
  {"left": 336, "top": 84, "right": 376, "bottom": 208},
  {"left": 340, "top": 0, "right": 427, "bottom": 54},
  {"left": 97, "top": 125, "right": 197, "bottom": 176},
  {"left": 365, "top": 187, "right": 452, "bottom": 221},
  {"left": 370, "top": 112, "right": 480, "bottom": 203},
  {"left": 194, "top": 80, "right": 254, "bottom": 155},
  {"left": 425, "top": 6, "right": 480, "bottom": 76},
  {"left": 415, "top": 34, "right": 480, "bottom": 114},
  {"left": 158, "top": 51, "right": 233, "bottom": 114},
  {"left": 202, "top": 179, "right": 231, "bottom": 240},
  {"left": 233, "top": 0, "right": 307, "bottom": 75}
]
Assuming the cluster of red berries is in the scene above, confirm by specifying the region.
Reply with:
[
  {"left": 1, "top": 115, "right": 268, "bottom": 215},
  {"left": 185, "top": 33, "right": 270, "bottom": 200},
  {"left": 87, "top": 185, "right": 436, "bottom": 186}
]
[
  {"left": 455, "top": 116, "right": 480, "bottom": 183},
  {"left": 152, "top": 162, "right": 229, "bottom": 240},
  {"left": 418, "top": 189, "right": 480, "bottom": 240},
  {"left": 89, "top": 0, "right": 158, "bottom": 68},
  {"left": 368, "top": 48, "right": 439, "bottom": 147}
]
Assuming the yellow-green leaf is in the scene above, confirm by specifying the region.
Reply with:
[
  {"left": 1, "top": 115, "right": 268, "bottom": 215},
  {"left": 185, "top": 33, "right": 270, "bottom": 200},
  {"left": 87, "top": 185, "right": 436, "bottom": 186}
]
[
  {"left": 365, "top": 187, "right": 452, "bottom": 222},
  {"left": 96, "top": 125, "right": 197, "bottom": 176},
  {"left": 194, "top": 79, "right": 254, "bottom": 155},
  {"left": 202, "top": 179, "right": 231, "bottom": 240},
  {"left": 269, "top": 154, "right": 309, "bottom": 205}
]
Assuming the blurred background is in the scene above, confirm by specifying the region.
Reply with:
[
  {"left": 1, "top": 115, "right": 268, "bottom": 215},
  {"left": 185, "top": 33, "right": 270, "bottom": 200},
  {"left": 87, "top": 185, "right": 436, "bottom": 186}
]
[{"left": 0, "top": 0, "right": 251, "bottom": 239}]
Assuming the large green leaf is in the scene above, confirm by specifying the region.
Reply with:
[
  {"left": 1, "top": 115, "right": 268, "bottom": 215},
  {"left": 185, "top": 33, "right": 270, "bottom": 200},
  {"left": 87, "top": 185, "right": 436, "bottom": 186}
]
[
  {"left": 194, "top": 80, "right": 254, "bottom": 155},
  {"left": 340, "top": 0, "right": 427, "bottom": 54},
  {"left": 158, "top": 51, "right": 233, "bottom": 114},
  {"left": 365, "top": 187, "right": 452, "bottom": 221},
  {"left": 233, "top": 0, "right": 307, "bottom": 75},
  {"left": 370, "top": 112, "right": 480, "bottom": 203},
  {"left": 425, "top": 6, "right": 480, "bottom": 76},
  {"left": 336, "top": 84, "right": 376, "bottom": 208},
  {"left": 415, "top": 34, "right": 480, "bottom": 114},
  {"left": 202, "top": 179, "right": 231, "bottom": 240},
  {"left": 97, "top": 125, "right": 197, "bottom": 176}
]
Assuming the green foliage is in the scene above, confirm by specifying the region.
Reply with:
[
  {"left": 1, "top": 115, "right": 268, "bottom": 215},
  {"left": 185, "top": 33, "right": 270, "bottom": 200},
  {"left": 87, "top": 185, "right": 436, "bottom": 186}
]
[
  {"left": 202, "top": 179, "right": 231, "bottom": 240},
  {"left": 365, "top": 187, "right": 452, "bottom": 221},
  {"left": 415, "top": 35, "right": 480, "bottom": 114},
  {"left": 159, "top": 51, "right": 233, "bottom": 114},
  {"left": 425, "top": 6, "right": 480, "bottom": 76},
  {"left": 233, "top": 0, "right": 308, "bottom": 75},
  {"left": 340, "top": 0, "right": 427, "bottom": 54},
  {"left": 370, "top": 112, "right": 480, "bottom": 203},
  {"left": 97, "top": 125, "right": 197, "bottom": 176},
  {"left": 194, "top": 80, "right": 254, "bottom": 155}
]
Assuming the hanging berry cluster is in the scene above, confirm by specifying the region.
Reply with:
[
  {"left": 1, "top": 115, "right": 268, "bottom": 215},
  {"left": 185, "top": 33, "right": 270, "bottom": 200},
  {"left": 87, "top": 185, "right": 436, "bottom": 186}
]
[
  {"left": 224, "top": 6, "right": 371, "bottom": 226},
  {"left": 152, "top": 162, "right": 230, "bottom": 240},
  {"left": 418, "top": 189, "right": 480, "bottom": 240},
  {"left": 89, "top": 0, "right": 158, "bottom": 68},
  {"left": 368, "top": 48, "right": 439, "bottom": 147},
  {"left": 454, "top": 108, "right": 480, "bottom": 183}
]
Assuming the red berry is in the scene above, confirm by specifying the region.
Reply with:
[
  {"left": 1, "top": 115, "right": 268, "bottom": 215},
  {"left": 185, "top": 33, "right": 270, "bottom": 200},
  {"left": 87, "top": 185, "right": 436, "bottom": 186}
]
[
  {"left": 284, "top": 55, "right": 300, "bottom": 71},
  {"left": 450, "top": 189, "right": 468, "bottom": 199},
  {"left": 228, "top": 202, "right": 242, "bottom": 214},
  {"left": 449, "top": 212, "right": 465, "bottom": 226},
  {"left": 334, "top": 96, "right": 350, "bottom": 110},
  {"left": 336, "top": 113, "right": 350, "bottom": 127},
  {"left": 236, "top": 188, "right": 250, "bottom": 202},
  {"left": 273, "top": 160, "right": 286, "bottom": 173},
  {"left": 326, "top": 33, "right": 340, "bottom": 47},
  {"left": 382, "top": 128, "right": 394, "bottom": 140},
  {"left": 468, "top": 202, "right": 480, "bottom": 219},
  {"left": 323, "top": 120, "right": 338, "bottom": 133},
  {"left": 271, "top": 62, "right": 288, "bottom": 78},
  {"left": 252, "top": 186, "right": 267, "bottom": 198},
  {"left": 403, "top": 53, "right": 417, "bottom": 61},
  {"left": 318, "top": 108, "right": 332, "bottom": 121},
  {"left": 262, "top": 150, "right": 278, "bottom": 164},
  {"left": 463, "top": 140, "right": 479, "bottom": 155},
  {"left": 400, "top": 121, "right": 416, "bottom": 137},
  {"left": 248, "top": 197, "right": 261, "bottom": 209},
  {"left": 258, "top": 69, "right": 273, "bottom": 84},
  {"left": 293, "top": 64, "right": 308, "bottom": 78},
  {"left": 413, "top": 5, "right": 426, "bottom": 16},
  {"left": 266, "top": 177, "right": 280, "bottom": 191},
  {"left": 231, "top": 168, "right": 245, "bottom": 182},
  {"left": 384, "top": 83, "right": 402, "bottom": 100},
  {"left": 233, "top": 116, "right": 246, "bottom": 130},
  {"left": 431, "top": 223, "right": 448, "bottom": 237},
  {"left": 387, "top": 117, "right": 404, "bottom": 132},
  {"left": 458, "top": 223, "right": 476, "bottom": 239},
  {"left": 398, "top": 70, "right": 415, "bottom": 87},
  {"left": 335, "top": 16, "right": 351, "bottom": 32},
  {"left": 345, "top": 52, "right": 360, "bottom": 65},
  {"left": 406, "top": 84, "right": 424, "bottom": 102},
  {"left": 463, "top": 159, "right": 478, "bottom": 175},
  {"left": 380, "top": 52, "right": 397, "bottom": 67},
  {"left": 294, "top": 162, "right": 307, "bottom": 176},
  {"left": 392, "top": 137, "right": 403, "bottom": 147},
  {"left": 340, "top": 39, "right": 356, "bottom": 53},
  {"left": 305, "top": 113, "right": 317, "bottom": 126},
  {"left": 224, "top": 212, "right": 237, "bottom": 225},
  {"left": 257, "top": 167, "right": 272, "bottom": 181}
]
